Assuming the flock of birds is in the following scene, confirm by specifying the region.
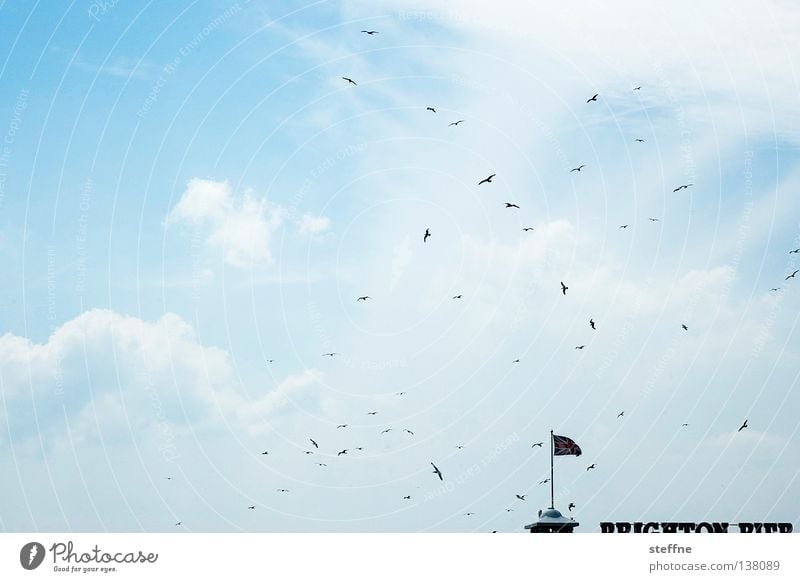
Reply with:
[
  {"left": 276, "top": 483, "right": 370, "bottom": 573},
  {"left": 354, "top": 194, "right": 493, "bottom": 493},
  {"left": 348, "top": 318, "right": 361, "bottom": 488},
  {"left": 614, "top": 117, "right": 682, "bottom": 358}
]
[{"left": 165, "top": 27, "right": 790, "bottom": 532}]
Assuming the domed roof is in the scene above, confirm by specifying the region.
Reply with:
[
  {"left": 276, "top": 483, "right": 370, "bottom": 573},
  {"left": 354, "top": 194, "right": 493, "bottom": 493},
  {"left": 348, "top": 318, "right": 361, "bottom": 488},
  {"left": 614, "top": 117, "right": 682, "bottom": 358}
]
[{"left": 541, "top": 508, "right": 563, "bottom": 519}]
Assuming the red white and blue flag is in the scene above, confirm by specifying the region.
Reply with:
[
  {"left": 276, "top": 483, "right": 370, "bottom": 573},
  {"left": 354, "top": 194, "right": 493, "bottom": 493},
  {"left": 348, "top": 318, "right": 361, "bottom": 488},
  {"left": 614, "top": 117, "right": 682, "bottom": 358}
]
[{"left": 552, "top": 434, "right": 582, "bottom": 456}]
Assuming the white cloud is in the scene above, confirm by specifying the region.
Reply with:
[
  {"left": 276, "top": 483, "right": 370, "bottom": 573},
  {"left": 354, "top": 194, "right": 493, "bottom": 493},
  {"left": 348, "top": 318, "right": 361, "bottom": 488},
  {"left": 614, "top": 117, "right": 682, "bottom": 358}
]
[
  {"left": 298, "top": 213, "right": 331, "bottom": 236},
  {"left": 165, "top": 178, "right": 282, "bottom": 269},
  {"left": 0, "top": 309, "right": 321, "bottom": 450}
]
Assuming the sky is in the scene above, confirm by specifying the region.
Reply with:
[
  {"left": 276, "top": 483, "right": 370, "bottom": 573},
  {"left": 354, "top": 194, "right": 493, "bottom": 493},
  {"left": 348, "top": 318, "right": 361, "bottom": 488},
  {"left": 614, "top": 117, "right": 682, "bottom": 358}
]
[{"left": 0, "top": 0, "right": 799, "bottom": 533}]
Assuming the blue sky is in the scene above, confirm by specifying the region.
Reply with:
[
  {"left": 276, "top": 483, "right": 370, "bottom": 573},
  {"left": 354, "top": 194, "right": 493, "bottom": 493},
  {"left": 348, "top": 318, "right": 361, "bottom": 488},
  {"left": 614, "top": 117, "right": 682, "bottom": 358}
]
[{"left": 1, "top": 0, "right": 799, "bottom": 532}]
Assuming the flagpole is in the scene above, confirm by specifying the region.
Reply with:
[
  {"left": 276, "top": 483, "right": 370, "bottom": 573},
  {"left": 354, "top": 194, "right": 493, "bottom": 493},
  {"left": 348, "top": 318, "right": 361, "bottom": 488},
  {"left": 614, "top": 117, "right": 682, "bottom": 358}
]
[{"left": 550, "top": 429, "right": 554, "bottom": 509}]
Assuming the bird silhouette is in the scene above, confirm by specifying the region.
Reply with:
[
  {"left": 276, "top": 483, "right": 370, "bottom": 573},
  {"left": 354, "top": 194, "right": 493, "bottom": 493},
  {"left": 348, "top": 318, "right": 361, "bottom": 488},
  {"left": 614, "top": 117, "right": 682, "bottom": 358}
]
[
  {"left": 538, "top": 478, "right": 550, "bottom": 485},
  {"left": 619, "top": 224, "right": 630, "bottom": 229},
  {"left": 505, "top": 202, "right": 520, "bottom": 209},
  {"left": 341, "top": 77, "right": 357, "bottom": 86},
  {"left": 634, "top": 138, "right": 645, "bottom": 142},
  {"left": 360, "top": 30, "right": 378, "bottom": 35},
  {"left": 505, "top": 508, "right": 514, "bottom": 512},
  {"left": 633, "top": 86, "right": 642, "bottom": 91},
  {"left": 531, "top": 442, "right": 543, "bottom": 448},
  {"left": 589, "top": 319, "right": 596, "bottom": 330},
  {"left": 455, "top": 445, "right": 465, "bottom": 449},
  {"left": 303, "top": 450, "right": 314, "bottom": 455},
  {"left": 790, "top": 249, "right": 800, "bottom": 254},
  {"left": 452, "top": 294, "right": 463, "bottom": 299},
  {"left": 396, "top": 391, "right": 406, "bottom": 396},
  {"left": 265, "top": 359, "right": 275, "bottom": 363},
  {"left": 175, "top": 521, "right": 182, "bottom": 526},
  {"left": 423, "top": 228, "right": 431, "bottom": 243},
  {"left": 785, "top": 270, "right": 799, "bottom": 280},
  {"left": 431, "top": 462, "right": 443, "bottom": 480},
  {"left": 770, "top": 288, "right": 781, "bottom": 292},
  {"left": 681, "top": 423, "right": 689, "bottom": 427},
  {"left": 317, "top": 463, "right": 327, "bottom": 467},
  {"left": 260, "top": 451, "right": 268, "bottom": 455},
  {"left": 586, "top": 464, "right": 596, "bottom": 471},
  {"left": 617, "top": 411, "right": 624, "bottom": 418},
  {"left": 512, "top": 359, "right": 520, "bottom": 363},
  {"left": 738, "top": 419, "right": 748, "bottom": 432},
  {"left": 522, "top": 227, "right": 535, "bottom": 231},
  {"left": 381, "top": 428, "right": 392, "bottom": 434},
  {"left": 337, "top": 424, "right": 348, "bottom": 429},
  {"left": 570, "top": 165, "right": 585, "bottom": 172},
  {"left": 464, "top": 512, "right": 475, "bottom": 516},
  {"left": 478, "top": 174, "right": 496, "bottom": 185},
  {"left": 322, "top": 352, "right": 337, "bottom": 357},
  {"left": 449, "top": 120, "right": 465, "bottom": 126},
  {"left": 426, "top": 106, "right": 436, "bottom": 113},
  {"left": 515, "top": 494, "right": 527, "bottom": 501},
  {"left": 575, "top": 345, "right": 585, "bottom": 350},
  {"left": 165, "top": 476, "right": 173, "bottom": 480},
  {"left": 681, "top": 324, "right": 689, "bottom": 331},
  {"left": 586, "top": 94, "right": 598, "bottom": 103},
  {"left": 367, "top": 411, "right": 378, "bottom": 415},
  {"left": 357, "top": 296, "right": 371, "bottom": 301},
  {"left": 338, "top": 449, "right": 348, "bottom": 456},
  {"left": 403, "top": 495, "right": 411, "bottom": 500},
  {"left": 561, "top": 281, "right": 568, "bottom": 295},
  {"left": 404, "top": 429, "right": 415, "bottom": 435},
  {"left": 568, "top": 502, "right": 576, "bottom": 511},
  {"left": 310, "top": 438, "right": 318, "bottom": 448},
  {"left": 648, "top": 217, "right": 660, "bottom": 222},
  {"left": 247, "top": 506, "right": 255, "bottom": 510},
  {"left": 673, "top": 184, "right": 693, "bottom": 192},
  {"left": 277, "top": 489, "right": 289, "bottom": 492}
]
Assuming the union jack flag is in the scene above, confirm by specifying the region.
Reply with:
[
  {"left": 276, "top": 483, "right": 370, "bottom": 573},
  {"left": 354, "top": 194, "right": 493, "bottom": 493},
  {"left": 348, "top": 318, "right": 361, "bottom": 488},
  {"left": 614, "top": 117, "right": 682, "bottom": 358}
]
[{"left": 552, "top": 434, "right": 582, "bottom": 456}]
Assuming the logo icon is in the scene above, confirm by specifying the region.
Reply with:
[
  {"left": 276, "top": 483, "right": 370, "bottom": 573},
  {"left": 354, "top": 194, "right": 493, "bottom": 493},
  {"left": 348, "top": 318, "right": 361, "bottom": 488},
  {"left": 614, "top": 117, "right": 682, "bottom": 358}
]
[{"left": 20, "top": 542, "right": 45, "bottom": 570}]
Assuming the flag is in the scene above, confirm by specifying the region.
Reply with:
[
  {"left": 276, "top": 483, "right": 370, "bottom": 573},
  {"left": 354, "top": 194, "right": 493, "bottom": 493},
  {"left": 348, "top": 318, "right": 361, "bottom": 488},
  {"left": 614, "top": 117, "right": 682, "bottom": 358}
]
[{"left": 552, "top": 434, "right": 582, "bottom": 456}]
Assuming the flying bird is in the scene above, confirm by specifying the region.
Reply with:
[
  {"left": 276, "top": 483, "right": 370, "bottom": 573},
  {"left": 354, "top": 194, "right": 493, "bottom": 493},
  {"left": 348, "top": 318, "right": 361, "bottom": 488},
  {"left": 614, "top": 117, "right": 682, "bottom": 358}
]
[
  {"left": 505, "top": 203, "right": 520, "bottom": 209},
  {"left": 770, "top": 288, "right": 781, "bottom": 292},
  {"left": 681, "top": 423, "right": 689, "bottom": 427},
  {"left": 337, "top": 424, "right": 348, "bottom": 429},
  {"left": 341, "top": 77, "right": 357, "bottom": 86},
  {"left": 165, "top": 477, "right": 173, "bottom": 480},
  {"left": 634, "top": 139, "right": 645, "bottom": 142},
  {"left": 452, "top": 294, "right": 463, "bottom": 299},
  {"left": 357, "top": 296, "right": 371, "bottom": 301},
  {"left": 396, "top": 391, "right": 406, "bottom": 396},
  {"left": 586, "top": 464, "right": 596, "bottom": 471},
  {"left": 360, "top": 30, "right": 379, "bottom": 35},
  {"left": 738, "top": 419, "right": 748, "bottom": 432},
  {"left": 515, "top": 494, "right": 527, "bottom": 501},
  {"left": 464, "top": 512, "right": 475, "bottom": 516},
  {"left": 619, "top": 224, "right": 630, "bottom": 229},
  {"left": 367, "top": 411, "right": 378, "bottom": 415},
  {"left": 633, "top": 86, "right": 642, "bottom": 91},
  {"left": 531, "top": 442, "right": 543, "bottom": 448},
  {"left": 648, "top": 218, "right": 660, "bottom": 222},
  {"left": 785, "top": 270, "right": 799, "bottom": 280},
  {"left": 381, "top": 428, "right": 392, "bottom": 434},
  {"left": 247, "top": 506, "right": 255, "bottom": 510},
  {"left": 310, "top": 438, "right": 318, "bottom": 448},
  {"left": 505, "top": 509, "right": 514, "bottom": 512},
  {"left": 790, "top": 249, "right": 800, "bottom": 254},
  {"left": 338, "top": 449, "right": 349, "bottom": 456},
  {"left": 512, "top": 359, "right": 520, "bottom": 363},
  {"left": 322, "top": 352, "right": 337, "bottom": 357},
  {"left": 175, "top": 521, "right": 182, "bottom": 526},
  {"left": 673, "top": 184, "right": 693, "bottom": 192},
  {"left": 260, "top": 451, "right": 268, "bottom": 455},
  {"left": 570, "top": 165, "right": 585, "bottom": 172},
  {"left": 560, "top": 281, "right": 568, "bottom": 295},
  {"left": 589, "top": 319, "right": 596, "bottom": 330},
  {"left": 426, "top": 106, "right": 436, "bottom": 113},
  {"left": 316, "top": 463, "right": 327, "bottom": 467},
  {"left": 522, "top": 227, "right": 535, "bottom": 232},
  {"left": 575, "top": 345, "right": 585, "bottom": 350},
  {"left": 303, "top": 450, "right": 314, "bottom": 455},
  {"left": 403, "top": 495, "right": 411, "bottom": 500},
  {"left": 617, "top": 411, "right": 624, "bottom": 418},
  {"left": 431, "top": 462, "right": 443, "bottom": 480},
  {"left": 277, "top": 489, "right": 289, "bottom": 492},
  {"left": 681, "top": 324, "right": 689, "bottom": 331},
  {"left": 538, "top": 478, "right": 550, "bottom": 485},
  {"left": 423, "top": 228, "right": 431, "bottom": 243},
  {"left": 404, "top": 429, "right": 415, "bottom": 435},
  {"left": 455, "top": 445, "right": 465, "bottom": 449},
  {"left": 448, "top": 120, "right": 465, "bottom": 126},
  {"left": 265, "top": 359, "right": 275, "bottom": 363},
  {"left": 586, "top": 94, "right": 598, "bottom": 103},
  {"left": 568, "top": 503, "right": 576, "bottom": 511},
  {"left": 478, "top": 174, "right": 496, "bottom": 185}
]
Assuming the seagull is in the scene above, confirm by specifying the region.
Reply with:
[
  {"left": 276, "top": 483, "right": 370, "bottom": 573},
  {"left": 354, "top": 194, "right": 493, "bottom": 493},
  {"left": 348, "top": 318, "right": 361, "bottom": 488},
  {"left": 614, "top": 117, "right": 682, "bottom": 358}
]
[
  {"left": 738, "top": 419, "right": 748, "bottom": 432},
  {"left": 403, "top": 495, "right": 411, "bottom": 500},
  {"left": 538, "top": 478, "right": 550, "bottom": 485},
  {"left": 633, "top": 86, "right": 642, "bottom": 91},
  {"left": 381, "top": 428, "right": 392, "bottom": 434},
  {"left": 568, "top": 502, "right": 576, "bottom": 511},
  {"left": 619, "top": 224, "right": 630, "bottom": 229},
  {"left": 560, "top": 281, "right": 568, "bottom": 295},
  {"left": 790, "top": 249, "right": 800, "bottom": 254},
  {"left": 673, "top": 184, "right": 693, "bottom": 192},
  {"left": 681, "top": 324, "right": 689, "bottom": 331},
  {"left": 360, "top": 30, "right": 379, "bottom": 35},
  {"left": 322, "top": 352, "right": 337, "bottom": 357},
  {"left": 464, "top": 512, "right": 475, "bottom": 516},
  {"left": 505, "top": 203, "right": 520, "bottom": 209},
  {"left": 338, "top": 449, "right": 349, "bottom": 456},
  {"left": 570, "top": 165, "right": 585, "bottom": 172},
  {"left": 426, "top": 106, "right": 436, "bottom": 113},
  {"left": 247, "top": 506, "right": 255, "bottom": 510},
  {"left": 634, "top": 139, "right": 645, "bottom": 142},
  {"left": 316, "top": 463, "right": 327, "bottom": 467},
  {"left": 586, "top": 93, "right": 598, "bottom": 103},
  {"left": 505, "top": 509, "right": 514, "bottom": 512},
  {"left": 423, "top": 228, "right": 431, "bottom": 243},
  {"left": 785, "top": 270, "right": 799, "bottom": 280},
  {"left": 367, "top": 411, "right": 378, "bottom": 415},
  {"left": 452, "top": 294, "right": 463, "bottom": 299},
  {"left": 617, "top": 411, "right": 624, "bottom": 418},
  {"left": 531, "top": 442, "right": 543, "bottom": 448},
  {"left": 770, "top": 288, "right": 781, "bottom": 292},
  {"left": 515, "top": 494, "right": 527, "bottom": 501},
  {"left": 357, "top": 296, "right": 371, "bottom": 301},
  {"left": 522, "top": 227, "right": 535, "bottom": 232},
  {"left": 589, "top": 319, "right": 596, "bottom": 330},
  {"left": 265, "top": 359, "right": 275, "bottom": 363},
  {"left": 575, "top": 345, "right": 585, "bottom": 350},
  {"left": 175, "top": 521, "right": 182, "bottom": 526},
  {"left": 681, "top": 423, "right": 689, "bottom": 427},
  {"left": 165, "top": 477, "right": 173, "bottom": 480},
  {"left": 431, "top": 462, "right": 443, "bottom": 480},
  {"left": 277, "top": 489, "right": 290, "bottom": 492},
  {"left": 260, "top": 451, "right": 268, "bottom": 455},
  {"left": 648, "top": 217, "right": 660, "bottom": 222},
  {"left": 341, "top": 77, "right": 357, "bottom": 86},
  {"left": 310, "top": 438, "right": 318, "bottom": 448},
  {"left": 404, "top": 429, "right": 415, "bottom": 436},
  {"left": 337, "top": 424, "right": 348, "bottom": 429},
  {"left": 478, "top": 174, "right": 496, "bottom": 185},
  {"left": 303, "top": 450, "right": 314, "bottom": 455},
  {"left": 512, "top": 359, "right": 520, "bottom": 363},
  {"left": 448, "top": 120, "right": 465, "bottom": 126},
  {"left": 455, "top": 445, "right": 465, "bottom": 449},
  {"left": 396, "top": 391, "right": 406, "bottom": 396},
  {"left": 586, "top": 464, "right": 596, "bottom": 471},
  {"left": 354, "top": 447, "right": 364, "bottom": 451}
]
